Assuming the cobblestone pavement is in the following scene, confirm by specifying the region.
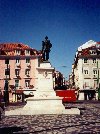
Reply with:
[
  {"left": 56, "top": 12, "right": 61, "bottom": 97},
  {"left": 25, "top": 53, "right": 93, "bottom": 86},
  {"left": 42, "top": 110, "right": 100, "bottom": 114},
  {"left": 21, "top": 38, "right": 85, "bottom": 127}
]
[{"left": 0, "top": 101, "right": 100, "bottom": 134}]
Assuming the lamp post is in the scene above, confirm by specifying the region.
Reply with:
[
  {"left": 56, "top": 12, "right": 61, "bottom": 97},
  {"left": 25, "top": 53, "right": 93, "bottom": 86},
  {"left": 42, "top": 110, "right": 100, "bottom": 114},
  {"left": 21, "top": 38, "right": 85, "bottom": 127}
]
[
  {"left": 97, "top": 60, "right": 100, "bottom": 100},
  {"left": 4, "top": 59, "right": 10, "bottom": 106},
  {"left": 4, "top": 80, "right": 9, "bottom": 106}
]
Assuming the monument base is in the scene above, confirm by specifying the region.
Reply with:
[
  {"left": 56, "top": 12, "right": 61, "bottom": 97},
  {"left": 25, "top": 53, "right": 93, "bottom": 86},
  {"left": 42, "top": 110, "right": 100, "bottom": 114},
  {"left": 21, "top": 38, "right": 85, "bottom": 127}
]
[
  {"left": 5, "top": 98, "right": 80, "bottom": 115},
  {"left": 23, "top": 99, "right": 80, "bottom": 115}
]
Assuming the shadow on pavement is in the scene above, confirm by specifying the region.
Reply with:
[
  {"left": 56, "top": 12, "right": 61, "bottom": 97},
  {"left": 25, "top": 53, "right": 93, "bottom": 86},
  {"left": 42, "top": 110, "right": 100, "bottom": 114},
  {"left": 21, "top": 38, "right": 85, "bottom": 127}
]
[{"left": 0, "top": 126, "right": 28, "bottom": 134}]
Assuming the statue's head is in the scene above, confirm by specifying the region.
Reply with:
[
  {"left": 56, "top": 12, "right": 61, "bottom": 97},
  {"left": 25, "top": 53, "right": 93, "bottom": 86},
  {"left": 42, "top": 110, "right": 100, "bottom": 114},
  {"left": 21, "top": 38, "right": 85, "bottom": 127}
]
[{"left": 45, "top": 36, "right": 48, "bottom": 40}]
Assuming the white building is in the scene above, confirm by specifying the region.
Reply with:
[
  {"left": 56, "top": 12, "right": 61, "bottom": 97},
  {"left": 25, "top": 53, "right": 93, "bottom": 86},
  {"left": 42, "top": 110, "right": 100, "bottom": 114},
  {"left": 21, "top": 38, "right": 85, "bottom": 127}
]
[{"left": 73, "top": 40, "right": 100, "bottom": 90}]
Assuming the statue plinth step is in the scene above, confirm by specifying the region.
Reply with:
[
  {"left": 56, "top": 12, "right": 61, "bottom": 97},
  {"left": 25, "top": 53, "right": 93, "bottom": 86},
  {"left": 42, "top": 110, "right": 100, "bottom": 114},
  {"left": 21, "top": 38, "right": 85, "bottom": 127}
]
[{"left": 5, "top": 99, "right": 80, "bottom": 115}]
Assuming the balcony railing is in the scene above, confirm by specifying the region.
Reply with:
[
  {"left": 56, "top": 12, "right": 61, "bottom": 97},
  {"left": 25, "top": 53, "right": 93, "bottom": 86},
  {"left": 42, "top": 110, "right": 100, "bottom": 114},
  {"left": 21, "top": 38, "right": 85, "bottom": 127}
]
[
  {"left": 26, "top": 74, "right": 30, "bottom": 77},
  {"left": 15, "top": 75, "right": 21, "bottom": 79}
]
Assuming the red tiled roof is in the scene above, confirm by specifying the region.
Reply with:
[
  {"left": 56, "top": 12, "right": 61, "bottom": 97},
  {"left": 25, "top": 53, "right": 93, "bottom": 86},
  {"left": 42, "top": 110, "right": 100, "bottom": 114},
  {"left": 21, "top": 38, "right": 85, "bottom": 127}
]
[
  {"left": 0, "top": 43, "right": 32, "bottom": 50},
  {"left": 4, "top": 51, "right": 14, "bottom": 56},
  {"left": 97, "top": 42, "right": 100, "bottom": 44},
  {"left": 0, "top": 43, "right": 39, "bottom": 56}
]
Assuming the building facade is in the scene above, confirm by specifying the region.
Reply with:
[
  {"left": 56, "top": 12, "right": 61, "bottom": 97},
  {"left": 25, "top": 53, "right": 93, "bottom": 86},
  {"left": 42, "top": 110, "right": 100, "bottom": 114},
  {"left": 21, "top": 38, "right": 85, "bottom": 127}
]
[
  {"left": 53, "top": 70, "right": 66, "bottom": 89},
  {"left": 73, "top": 40, "right": 100, "bottom": 90},
  {"left": 0, "top": 43, "right": 40, "bottom": 93}
]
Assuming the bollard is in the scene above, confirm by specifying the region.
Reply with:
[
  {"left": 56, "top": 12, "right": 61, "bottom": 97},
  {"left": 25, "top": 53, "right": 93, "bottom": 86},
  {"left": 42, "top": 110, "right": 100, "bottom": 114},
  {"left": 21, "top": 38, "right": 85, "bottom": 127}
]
[{"left": 22, "top": 93, "right": 25, "bottom": 103}]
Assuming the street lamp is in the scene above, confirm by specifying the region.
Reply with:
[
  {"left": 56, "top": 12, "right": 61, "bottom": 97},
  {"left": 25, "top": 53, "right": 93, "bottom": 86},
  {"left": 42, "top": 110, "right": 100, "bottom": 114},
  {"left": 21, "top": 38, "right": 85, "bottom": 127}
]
[
  {"left": 4, "top": 59, "right": 10, "bottom": 106},
  {"left": 97, "top": 60, "right": 100, "bottom": 100}
]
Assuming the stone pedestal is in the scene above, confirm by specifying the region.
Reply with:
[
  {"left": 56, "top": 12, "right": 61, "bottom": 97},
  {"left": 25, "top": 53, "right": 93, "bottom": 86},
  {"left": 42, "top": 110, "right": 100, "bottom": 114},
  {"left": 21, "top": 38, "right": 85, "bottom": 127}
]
[
  {"left": 36, "top": 61, "right": 54, "bottom": 90},
  {"left": 32, "top": 61, "right": 57, "bottom": 99},
  {"left": 23, "top": 61, "right": 80, "bottom": 115}
]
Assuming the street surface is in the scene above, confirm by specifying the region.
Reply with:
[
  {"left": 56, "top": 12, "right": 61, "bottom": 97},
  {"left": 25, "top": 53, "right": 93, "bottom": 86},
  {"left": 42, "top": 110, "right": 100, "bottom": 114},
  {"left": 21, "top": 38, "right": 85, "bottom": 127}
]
[{"left": 0, "top": 101, "right": 100, "bottom": 134}]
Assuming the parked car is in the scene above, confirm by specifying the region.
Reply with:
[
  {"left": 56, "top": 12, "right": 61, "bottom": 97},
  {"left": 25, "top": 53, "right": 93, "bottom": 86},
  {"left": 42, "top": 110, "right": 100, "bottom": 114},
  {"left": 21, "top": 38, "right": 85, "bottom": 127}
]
[
  {"left": 54, "top": 85, "right": 67, "bottom": 90},
  {"left": 56, "top": 89, "right": 77, "bottom": 102},
  {"left": 23, "top": 88, "right": 35, "bottom": 98}
]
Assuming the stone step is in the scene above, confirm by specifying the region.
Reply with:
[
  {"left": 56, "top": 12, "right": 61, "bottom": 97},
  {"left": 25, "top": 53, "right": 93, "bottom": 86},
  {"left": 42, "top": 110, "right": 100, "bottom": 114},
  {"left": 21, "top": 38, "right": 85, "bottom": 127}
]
[{"left": 5, "top": 100, "right": 80, "bottom": 115}]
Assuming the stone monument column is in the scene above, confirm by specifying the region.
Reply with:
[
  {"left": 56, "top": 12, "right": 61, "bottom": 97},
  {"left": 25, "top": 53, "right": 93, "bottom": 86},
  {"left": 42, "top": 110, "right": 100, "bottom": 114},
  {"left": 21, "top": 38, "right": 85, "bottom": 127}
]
[{"left": 34, "top": 61, "right": 57, "bottom": 99}]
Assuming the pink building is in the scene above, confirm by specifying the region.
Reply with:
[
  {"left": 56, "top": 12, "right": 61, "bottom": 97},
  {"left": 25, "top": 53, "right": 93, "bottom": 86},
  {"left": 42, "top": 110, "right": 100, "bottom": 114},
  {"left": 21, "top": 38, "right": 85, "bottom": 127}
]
[{"left": 0, "top": 43, "right": 40, "bottom": 96}]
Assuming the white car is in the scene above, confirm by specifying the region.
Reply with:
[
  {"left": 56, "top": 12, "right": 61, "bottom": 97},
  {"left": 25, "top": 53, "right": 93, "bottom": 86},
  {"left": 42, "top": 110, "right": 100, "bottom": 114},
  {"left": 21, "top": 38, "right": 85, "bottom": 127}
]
[{"left": 23, "top": 88, "right": 34, "bottom": 96}]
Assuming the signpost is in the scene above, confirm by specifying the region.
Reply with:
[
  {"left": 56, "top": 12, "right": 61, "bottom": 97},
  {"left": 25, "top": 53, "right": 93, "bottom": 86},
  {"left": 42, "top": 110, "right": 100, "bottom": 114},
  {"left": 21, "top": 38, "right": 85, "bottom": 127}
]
[
  {"left": 4, "top": 80, "right": 9, "bottom": 106},
  {"left": 4, "top": 60, "right": 10, "bottom": 106}
]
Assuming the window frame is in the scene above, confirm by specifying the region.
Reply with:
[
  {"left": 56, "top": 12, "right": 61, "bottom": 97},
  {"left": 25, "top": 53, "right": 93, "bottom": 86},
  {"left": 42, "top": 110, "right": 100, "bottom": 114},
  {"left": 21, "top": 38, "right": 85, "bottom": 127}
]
[
  {"left": 5, "top": 68, "right": 10, "bottom": 75},
  {"left": 25, "top": 80, "right": 30, "bottom": 87},
  {"left": 15, "top": 80, "right": 19, "bottom": 88},
  {"left": 93, "top": 70, "right": 97, "bottom": 75},
  {"left": 25, "top": 69, "right": 30, "bottom": 76},
  {"left": 84, "top": 70, "right": 89, "bottom": 75},
  {"left": 15, "top": 69, "right": 20, "bottom": 76},
  {"left": 16, "top": 59, "right": 20, "bottom": 64},
  {"left": 93, "top": 58, "right": 96, "bottom": 63},
  {"left": 5, "top": 59, "right": 9, "bottom": 64},
  {"left": 26, "top": 50, "right": 30, "bottom": 55},
  {"left": 84, "top": 58, "right": 88, "bottom": 63},
  {"left": 16, "top": 50, "right": 20, "bottom": 55},
  {"left": 26, "top": 58, "right": 30, "bottom": 63}
]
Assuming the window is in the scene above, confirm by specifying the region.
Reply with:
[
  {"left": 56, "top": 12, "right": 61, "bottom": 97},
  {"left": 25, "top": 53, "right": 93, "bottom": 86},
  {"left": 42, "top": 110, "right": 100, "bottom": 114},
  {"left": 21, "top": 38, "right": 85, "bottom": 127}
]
[
  {"left": 90, "top": 50, "right": 96, "bottom": 55},
  {"left": 84, "top": 59, "right": 88, "bottom": 63},
  {"left": 25, "top": 69, "right": 30, "bottom": 76},
  {"left": 15, "top": 69, "right": 20, "bottom": 76},
  {"left": 93, "top": 58, "right": 96, "bottom": 63},
  {"left": 92, "top": 51, "right": 96, "bottom": 55},
  {"left": 15, "top": 80, "right": 19, "bottom": 88},
  {"left": 93, "top": 70, "right": 97, "bottom": 75},
  {"left": 26, "top": 50, "right": 30, "bottom": 54},
  {"left": 84, "top": 70, "right": 88, "bottom": 74},
  {"left": 25, "top": 80, "right": 30, "bottom": 87},
  {"left": 26, "top": 58, "right": 30, "bottom": 63},
  {"left": 5, "top": 69, "right": 10, "bottom": 75},
  {"left": 16, "top": 50, "right": 20, "bottom": 55},
  {"left": 5, "top": 59, "right": 9, "bottom": 64},
  {"left": 16, "top": 59, "right": 20, "bottom": 64}
]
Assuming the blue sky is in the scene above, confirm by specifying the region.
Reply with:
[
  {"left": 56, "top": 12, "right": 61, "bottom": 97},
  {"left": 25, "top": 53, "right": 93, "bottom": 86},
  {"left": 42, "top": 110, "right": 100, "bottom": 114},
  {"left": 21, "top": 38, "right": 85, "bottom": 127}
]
[{"left": 0, "top": 0, "right": 100, "bottom": 79}]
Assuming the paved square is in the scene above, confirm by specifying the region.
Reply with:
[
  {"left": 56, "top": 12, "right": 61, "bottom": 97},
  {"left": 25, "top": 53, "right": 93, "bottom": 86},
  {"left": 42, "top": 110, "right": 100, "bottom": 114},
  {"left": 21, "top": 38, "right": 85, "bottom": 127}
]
[{"left": 0, "top": 101, "right": 100, "bottom": 133}]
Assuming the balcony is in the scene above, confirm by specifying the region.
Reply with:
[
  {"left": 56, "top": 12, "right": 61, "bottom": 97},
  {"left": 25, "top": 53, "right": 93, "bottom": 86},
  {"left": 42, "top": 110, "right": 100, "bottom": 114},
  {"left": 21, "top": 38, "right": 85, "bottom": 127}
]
[
  {"left": 24, "top": 74, "right": 31, "bottom": 79},
  {"left": 26, "top": 74, "right": 30, "bottom": 78},
  {"left": 14, "top": 75, "right": 21, "bottom": 79}
]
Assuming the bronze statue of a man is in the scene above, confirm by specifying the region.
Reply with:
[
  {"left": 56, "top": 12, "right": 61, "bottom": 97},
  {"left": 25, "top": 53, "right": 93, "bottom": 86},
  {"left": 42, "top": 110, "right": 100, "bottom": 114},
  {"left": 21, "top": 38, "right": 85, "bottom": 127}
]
[{"left": 42, "top": 36, "right": 52, "bottom": 61}]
